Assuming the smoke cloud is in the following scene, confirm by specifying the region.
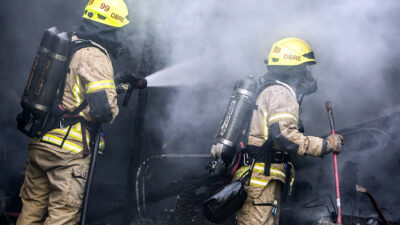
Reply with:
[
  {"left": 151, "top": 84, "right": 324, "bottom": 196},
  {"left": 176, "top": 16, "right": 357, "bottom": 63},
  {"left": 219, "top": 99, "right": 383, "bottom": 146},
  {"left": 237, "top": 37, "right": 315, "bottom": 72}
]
[
  {"left": 126, "top": 0, "right": 400, "bottom": 223},
  {"left": 1, "top": 0, "right": 400, "bottom": 224},
  {"left": 126, "top": 0, "right": 400, "bottom": 132}
]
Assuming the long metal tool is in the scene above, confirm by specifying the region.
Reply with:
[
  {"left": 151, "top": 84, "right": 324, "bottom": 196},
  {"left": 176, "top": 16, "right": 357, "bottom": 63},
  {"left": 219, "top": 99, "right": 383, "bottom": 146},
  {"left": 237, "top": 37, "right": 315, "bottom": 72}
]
[{"left": 325, "top": 101, "right": 342, "bottom": 224}]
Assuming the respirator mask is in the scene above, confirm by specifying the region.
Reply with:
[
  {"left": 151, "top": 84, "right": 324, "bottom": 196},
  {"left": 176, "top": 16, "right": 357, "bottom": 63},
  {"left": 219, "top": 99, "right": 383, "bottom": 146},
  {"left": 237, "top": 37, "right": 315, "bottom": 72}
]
[
  {"left": 298, "top": 65, "right": 318, "bottom": 95},
  {"left": 108, "top": 29, "right": 129, "bottom": 59},
  {"left": 77, "top": 19, "right": 128, "bottom": 59}
]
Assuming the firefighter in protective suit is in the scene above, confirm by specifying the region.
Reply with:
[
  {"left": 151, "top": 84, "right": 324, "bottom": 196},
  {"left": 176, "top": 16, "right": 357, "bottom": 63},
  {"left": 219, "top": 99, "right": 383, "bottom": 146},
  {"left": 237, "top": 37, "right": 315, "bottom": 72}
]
[
  {"left": 211, "top": 38, "right": 344, "bottom": 225},
  {"left": 16, "top": 1, "right": 138, "bottom": 224}
]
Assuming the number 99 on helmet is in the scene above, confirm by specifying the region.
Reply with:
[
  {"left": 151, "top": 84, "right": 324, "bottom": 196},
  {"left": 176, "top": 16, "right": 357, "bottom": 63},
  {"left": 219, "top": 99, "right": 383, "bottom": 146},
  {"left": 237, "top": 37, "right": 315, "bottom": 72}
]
[
  {"left": 266, "top": 37, "right": 316, "bottom": 66},
  {"left": 83, "top": 0, "right": 130, "bottom": 28}
]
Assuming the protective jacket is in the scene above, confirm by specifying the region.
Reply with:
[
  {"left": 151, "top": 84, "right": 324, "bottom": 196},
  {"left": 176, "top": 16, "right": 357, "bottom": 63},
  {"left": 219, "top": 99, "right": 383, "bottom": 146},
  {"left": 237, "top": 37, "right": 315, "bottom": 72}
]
[
  {"left": 29, "top": 36, "right": 118, "bottom": 156},
  {"left": 248, "top": 83, "right": 324, "bottom": 154},
  {"left": 17, "top": 37, "right": 118, "bottom": 225},
  {"left": 234, "top": 81, "right": 325, "bottom": 225}
]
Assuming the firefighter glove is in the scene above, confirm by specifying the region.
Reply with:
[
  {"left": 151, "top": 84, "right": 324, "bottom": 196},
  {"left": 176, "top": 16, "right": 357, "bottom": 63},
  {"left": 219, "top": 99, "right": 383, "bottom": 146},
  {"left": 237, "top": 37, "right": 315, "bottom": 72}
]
[
  {"left": 16, "top": 110, "right": 31, "bottom": 127},
  {"left": 115, "top": 71, "right": 147, "bottom": 89},
  {"left": 210, "top": 144, "right": 221, "bottom": 159},
  {"left": 325, "top": 134, "right": 344, "bottom": 154},
  {"left": 115, "top": 71, "right": 136, "bottom": 84}
]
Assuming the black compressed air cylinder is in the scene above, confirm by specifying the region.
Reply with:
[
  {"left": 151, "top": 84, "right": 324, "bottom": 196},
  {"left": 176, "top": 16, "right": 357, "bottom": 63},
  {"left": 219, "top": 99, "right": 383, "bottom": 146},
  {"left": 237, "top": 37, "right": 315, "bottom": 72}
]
[
  {"left": 21, "top": 27, "right": 70, "bottom": 119},
  {"left": 215, "top": 76, "right": 258, "bottom": 160},
  {"left": 36, "top": 31, "right": 70, "bottom": 107},
  {"left": 22, "top": 26, "right": 59, "bottom": 117}
]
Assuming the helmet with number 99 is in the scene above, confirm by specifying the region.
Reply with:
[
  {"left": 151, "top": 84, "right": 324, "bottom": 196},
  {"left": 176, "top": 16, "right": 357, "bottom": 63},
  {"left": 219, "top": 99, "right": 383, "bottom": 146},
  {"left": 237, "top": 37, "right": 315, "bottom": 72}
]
[
  {"left": 83, "top": 0, "right": 130, "bottom": 28},
  {"left": 266, "top": 37, "right": 316, "bottom": 66}
]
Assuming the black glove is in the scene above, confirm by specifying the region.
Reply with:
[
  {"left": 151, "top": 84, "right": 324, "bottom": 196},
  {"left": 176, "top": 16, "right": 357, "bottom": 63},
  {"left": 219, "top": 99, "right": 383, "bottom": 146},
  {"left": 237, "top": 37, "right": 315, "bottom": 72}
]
[
  {"left": 16, "top": 110, "right": 31, "bottom": 128},
  {"left": 115, "top": 71, "right": 147, "bottom": 89},
  {"left": 115, "top": 71, "right": 135, "bottom": 84}
]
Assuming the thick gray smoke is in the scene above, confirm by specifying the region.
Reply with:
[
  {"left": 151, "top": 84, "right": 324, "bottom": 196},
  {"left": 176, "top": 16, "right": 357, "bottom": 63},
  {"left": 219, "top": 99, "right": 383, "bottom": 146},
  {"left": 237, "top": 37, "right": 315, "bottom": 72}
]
[
  {"left": 1, "top": 0, "right": 400, "bottom": 224},
  {"left": 127, "top": 0, "right": 400, "bottom": 133},
  {"left": 126, "top": 0, "right": 400, "bottom": 223}
]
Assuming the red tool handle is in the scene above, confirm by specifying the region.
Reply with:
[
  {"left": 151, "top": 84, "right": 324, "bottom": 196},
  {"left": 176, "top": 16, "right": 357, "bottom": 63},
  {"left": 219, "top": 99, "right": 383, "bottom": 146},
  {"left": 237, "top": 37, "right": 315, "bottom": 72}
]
[{"left": 325, "top": 101, "right": 342, "bottom": 224}]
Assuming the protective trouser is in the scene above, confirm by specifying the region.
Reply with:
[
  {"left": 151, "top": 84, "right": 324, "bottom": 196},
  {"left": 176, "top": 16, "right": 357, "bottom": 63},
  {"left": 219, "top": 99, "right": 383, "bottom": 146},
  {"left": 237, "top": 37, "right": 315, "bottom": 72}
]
[
  {"left": 17, "top": 36, "right": 115, "bottom": 225},
  {"left": 233, "top": 161, "right": 286, "bottom": 225},
  {"left": 236, "top": 180, "right": 283, "bottom": 225},
  {"left": 16, "top": 146, "right": 90, "bottom": 225}
]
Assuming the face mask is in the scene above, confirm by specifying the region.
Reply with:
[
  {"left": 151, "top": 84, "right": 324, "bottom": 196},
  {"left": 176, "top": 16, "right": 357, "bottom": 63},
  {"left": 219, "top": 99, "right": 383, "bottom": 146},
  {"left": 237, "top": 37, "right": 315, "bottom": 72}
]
[
  {"left": 111, "top": 47, "right": 125, "bottom": 59},
  {"left": 298, "top": 66, "right": 318, "bottom": 95}
]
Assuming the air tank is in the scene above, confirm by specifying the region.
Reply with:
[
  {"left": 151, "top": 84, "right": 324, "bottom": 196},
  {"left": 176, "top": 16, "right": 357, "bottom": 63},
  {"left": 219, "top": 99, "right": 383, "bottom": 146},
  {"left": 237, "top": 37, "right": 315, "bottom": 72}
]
[
  {"left": 19, "top": 26, "right": 71, "bottom": 137},
  {"left": 214, "top": 75, "right": 258, "bottom": 161}
]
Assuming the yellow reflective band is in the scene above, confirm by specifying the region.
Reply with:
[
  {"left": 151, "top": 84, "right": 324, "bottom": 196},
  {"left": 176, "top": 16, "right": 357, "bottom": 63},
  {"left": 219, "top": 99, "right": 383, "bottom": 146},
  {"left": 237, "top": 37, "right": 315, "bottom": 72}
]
[
  {"left": 42, "top": 134, "right": 82, "bottom": 153},
  {"left": 75, "top": 123, "right": 81, "bottom": 131},
  {"left": 73, "top": 74, "right": 85, "bottom": 117},
  {"left": 51, "top": 123, "right": 89, "bottom": 144},
  {"left": 261, "top": 109, "right": 269, "bottom": 140},
  {"left": 233, "top": 166, "right": 250, "bottom": 181},
  {"left": 62, "top": 141, "right": 82, "bottom": 154},
  {"left": 267, "top": 112, "right": 298, "bottom": 126},
  {"left": 62, "top": 141, "right": 83, "bottom": 154},
  {"left": 250, "top": 177, "right": 269, "bottom": 187},
  {"left": 85, "top": 80, "right": 115, "bottom": 94},
  {"left": 288, "top": 162, "right": 295, "bottom": 194},
  {"left": 42, "top": 134, "right": 62, "bottom": 145},
  {"left": 52, "top": 127, "right": 81, "bottom": 142},
  {"left": 99, "top": 136, "right": 105, "bottom": 152},
  {"left": 73, "top": 75, "right": 82, "bottom": 106},
  {"left": 71, "top": 123, "right": 90, "bottom": 144},
  {"left": 252, "top": 163, "right": 286, "bottom": 179},
  {"left": 253, "top": 163, "right": 266, "bottom": 173},
  {"left": 270, "top": 168, "right": 286, "bottom": 180}
]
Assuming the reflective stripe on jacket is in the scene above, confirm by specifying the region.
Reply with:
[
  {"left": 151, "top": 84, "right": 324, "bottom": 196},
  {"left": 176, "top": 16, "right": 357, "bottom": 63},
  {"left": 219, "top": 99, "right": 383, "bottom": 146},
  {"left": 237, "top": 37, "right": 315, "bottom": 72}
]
[
  {"left": 248, "top": 83, "right": 324, "bottom": 157},
  {"left": 30, "top": 37, "right": 117, "bottom": 154},
  {"left": 233, "top": 163, "right": 287, "bottom": 187},
  {"left": 241, "top": 81, "right": 324, "bottom": 190}
]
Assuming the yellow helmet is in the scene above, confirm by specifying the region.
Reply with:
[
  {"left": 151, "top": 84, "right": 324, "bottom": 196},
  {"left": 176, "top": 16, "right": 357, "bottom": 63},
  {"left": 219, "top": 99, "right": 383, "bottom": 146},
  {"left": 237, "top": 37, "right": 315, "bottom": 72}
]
[
  {"left": 83, "top": 0, "right": 130, "bottom": 28},
  {"left": 266, "top": 37, "right": 316, "bottom": 66}
]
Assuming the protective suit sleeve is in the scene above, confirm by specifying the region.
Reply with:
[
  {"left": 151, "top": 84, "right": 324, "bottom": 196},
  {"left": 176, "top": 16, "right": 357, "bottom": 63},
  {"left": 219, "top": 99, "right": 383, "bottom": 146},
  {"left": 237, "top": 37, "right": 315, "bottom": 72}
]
[
  {"left": 75, "top": 46, "right": 119, "bottom": 123},
  {"left": 264, "top": 85, "right": 325, "bottom": 157}
]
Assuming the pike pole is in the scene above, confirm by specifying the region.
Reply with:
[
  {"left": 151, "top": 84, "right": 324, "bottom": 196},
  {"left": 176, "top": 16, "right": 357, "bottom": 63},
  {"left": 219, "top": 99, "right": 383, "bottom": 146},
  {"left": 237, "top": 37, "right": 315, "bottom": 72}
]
[{"left": 325, "top": 101, "right": 342, "bottom": 224}]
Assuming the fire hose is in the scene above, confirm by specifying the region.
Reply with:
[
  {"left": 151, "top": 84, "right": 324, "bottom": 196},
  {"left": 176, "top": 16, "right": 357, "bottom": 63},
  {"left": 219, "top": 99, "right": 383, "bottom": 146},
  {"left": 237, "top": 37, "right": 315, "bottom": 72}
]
[{"left": 135, "top": 153, "right": 212, "bottom": 224}]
